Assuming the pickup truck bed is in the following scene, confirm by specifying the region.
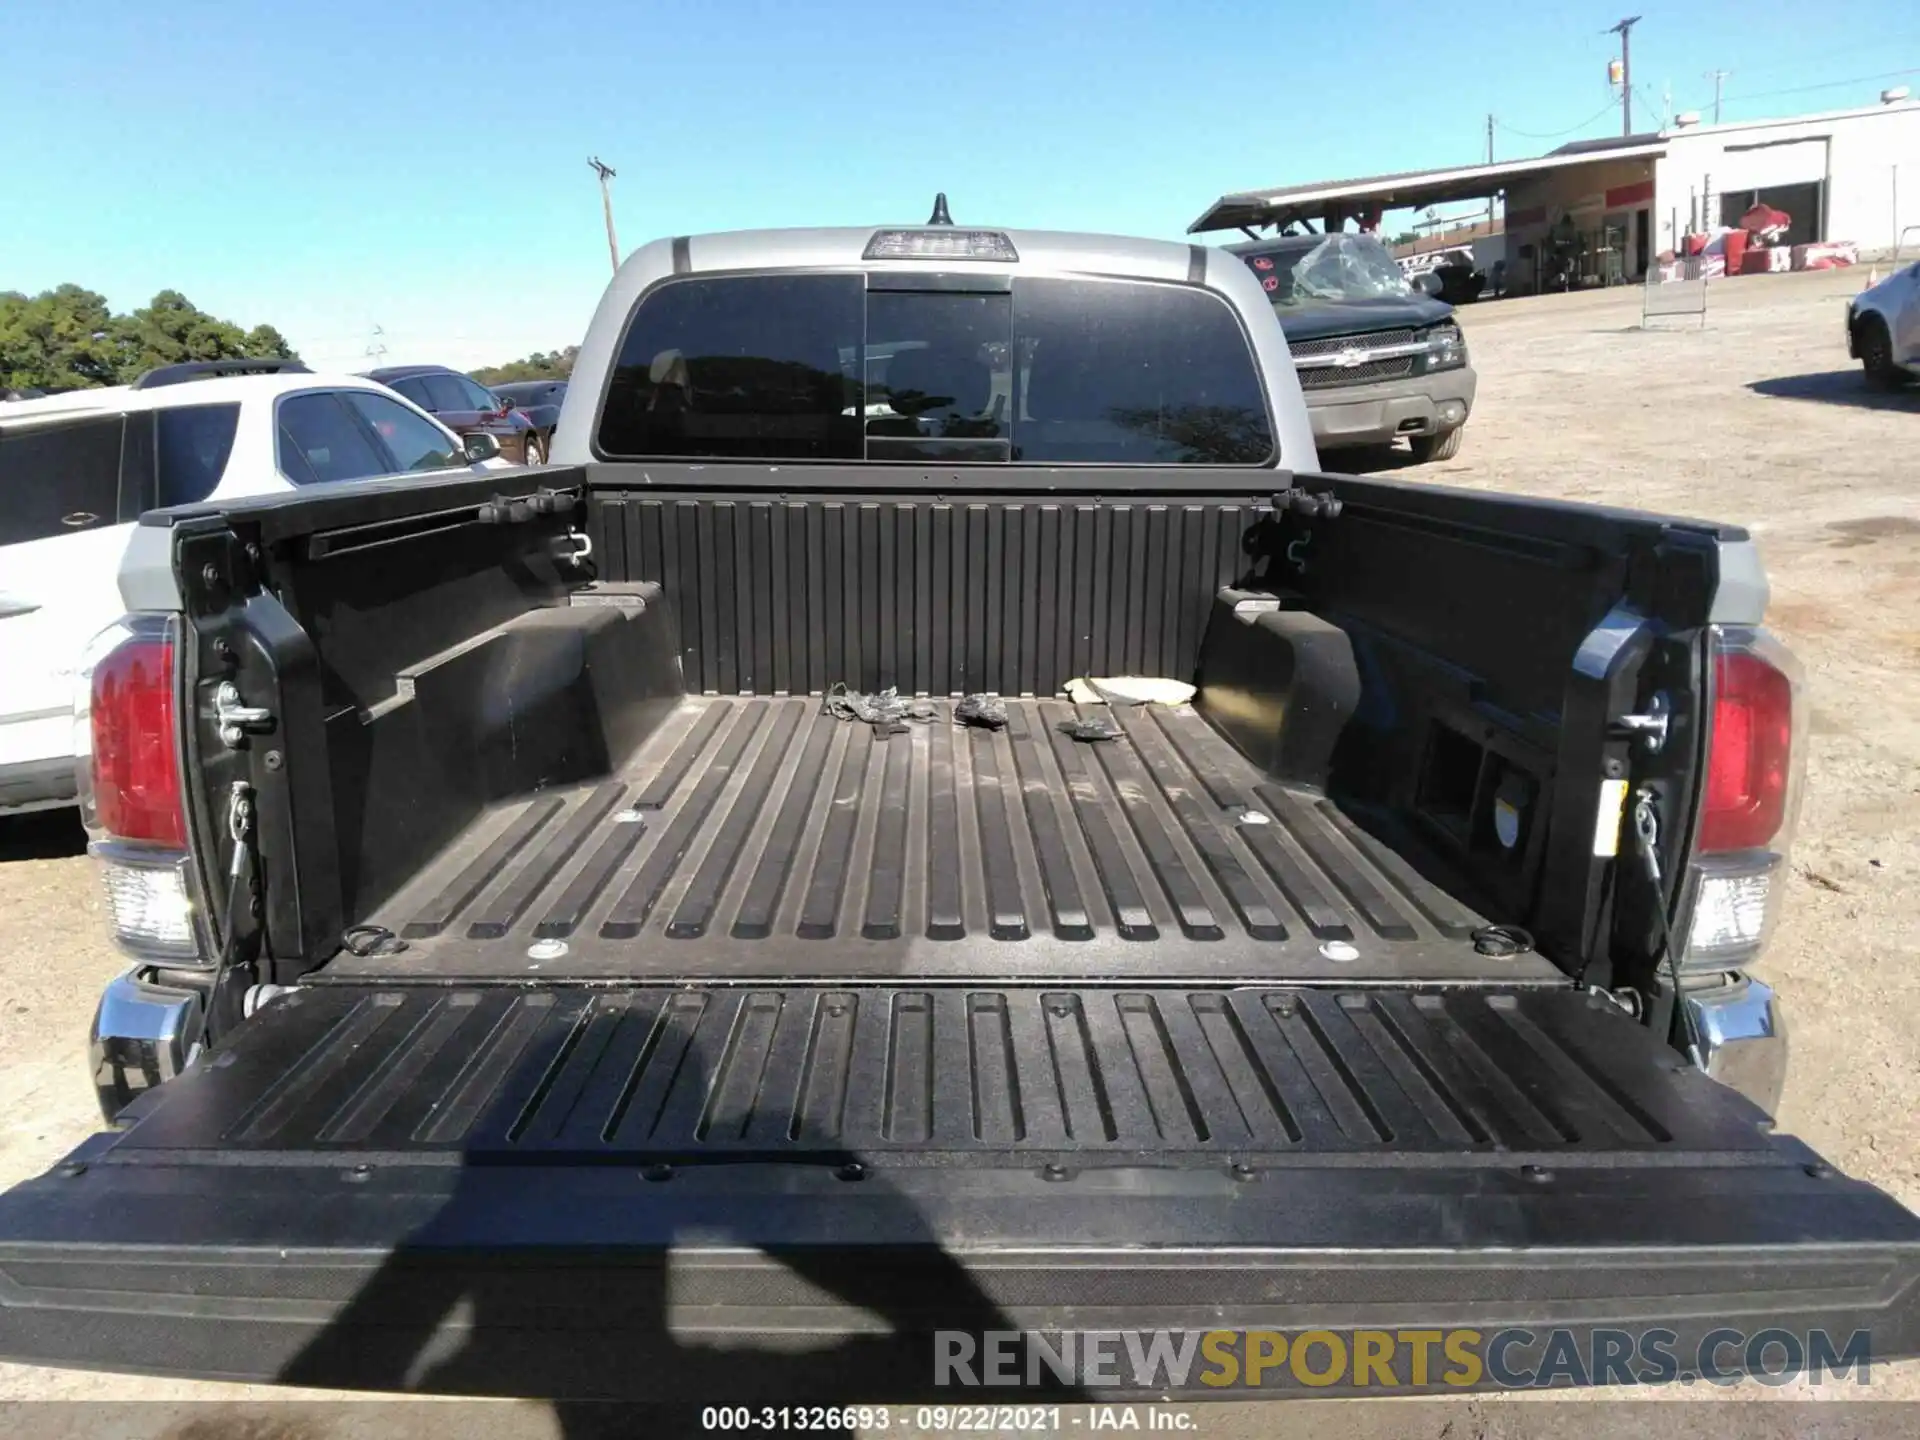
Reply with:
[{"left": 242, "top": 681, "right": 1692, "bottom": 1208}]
[
  {"left": 120, "top": 982, "right": 1733, "bottom": 1161},
  {"left": 342, "top": 694, "right": 1549, "bottom": 984},
  {"left": 13, "top": 205, "right": 1920, "bottom": 1395},
  {"left": 9, "top": 971, "right": 1918, "bottom": 1399}
]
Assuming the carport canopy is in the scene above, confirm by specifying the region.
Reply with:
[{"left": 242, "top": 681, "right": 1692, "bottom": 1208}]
[{"left": 1190, "top": 137, "right": 1668, "bottom": 234}]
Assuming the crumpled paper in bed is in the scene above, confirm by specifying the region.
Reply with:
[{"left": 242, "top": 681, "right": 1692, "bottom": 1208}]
[{"left": 1064, "top": 675, "right": 1196, "bottom": 706}]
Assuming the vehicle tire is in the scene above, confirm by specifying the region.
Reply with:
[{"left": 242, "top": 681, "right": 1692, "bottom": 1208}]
[
  {"left": 523, "top": 432, "right": 547, "bottom": 465},
  {"left": 1855, "top": 316, "right": 1907, "bottom": 389},
  {"left": 1410, "top": 427, "right": 1464, "bottom": 463}
]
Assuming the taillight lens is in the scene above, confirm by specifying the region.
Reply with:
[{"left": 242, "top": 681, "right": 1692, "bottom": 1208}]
[
  {"left": 1699, "top": 648, "right": 1795, "bottom": 853},
  {"left": 88, "top": 628, "right": 186, "bottom": 847},
  {"left": 1679, "top": 628, "right": 1804, "bottom": 971},
  {"left": 75, "top": 615, "right": 206, "bottom": 963}
]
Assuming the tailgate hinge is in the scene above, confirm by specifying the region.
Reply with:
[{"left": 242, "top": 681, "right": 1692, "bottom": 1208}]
[{"left": 213, "top": 681, "right": 274, "bottom": 749}]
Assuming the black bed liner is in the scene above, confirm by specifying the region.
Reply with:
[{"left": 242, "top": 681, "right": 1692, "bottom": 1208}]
[
  {"left": 112, "top": 983, "right": 1761, "bottom": 1161},
  {"left": 6, "top": 976, "right": 1920, "bottom": 1396},
  {"left": 336, "top": 696, "right": 1554, "bottom": 984}
]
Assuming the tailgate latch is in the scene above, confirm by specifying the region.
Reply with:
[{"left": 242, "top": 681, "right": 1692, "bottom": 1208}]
[
  {"left": 1612, "top": 691, "right": 1671, "bottom": 753},
  {"left": 213, "top": 681, "right": 274, "bottom": 748}
]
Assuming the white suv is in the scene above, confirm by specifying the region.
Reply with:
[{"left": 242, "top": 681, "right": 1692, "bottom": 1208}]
[{"left": 0, "top": 359, "right": 508, "bottom": 816}]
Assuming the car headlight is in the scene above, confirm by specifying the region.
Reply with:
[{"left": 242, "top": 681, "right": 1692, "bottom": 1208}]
[{"left": 1424, "top": 324, "right": 1466, "bottom": 372}]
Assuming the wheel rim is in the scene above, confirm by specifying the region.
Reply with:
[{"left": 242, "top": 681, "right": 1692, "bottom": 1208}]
[{"left": 1862, "top": 323, "right": 1892, "bottom": 371}]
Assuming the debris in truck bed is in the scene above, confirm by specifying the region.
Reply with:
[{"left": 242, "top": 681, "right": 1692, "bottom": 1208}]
[
  {"left": 953, "top": 694, "right": 1009, "bottom": 729},
  {"left": 1060, "top": 715, "right": 1122, "bottom": 742},
  {"left": 1065, "top": 676, "right": 1197, "bottom": 706},
  {"left": 822, "top": 683, "right": 934, "bottom": 735}
]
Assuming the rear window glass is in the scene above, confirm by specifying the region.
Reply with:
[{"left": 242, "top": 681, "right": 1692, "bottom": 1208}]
[
  {"left": 0, "top": 414, "right": 125, "bottom": 546},
  {"left": 867, "top": 290, "right": 1011, "bottom": 461},
  {"left": 596, "top": 273, "right": 1273, "bottom": 465},
  {"left": 155, "top": 403, "right": 239, "bottom": 508},
  {"left": 1013, "top": 278, "right": 1273, "bottom": 464},
  {"left": 598, "top": 274, "right": 864, "bottom": 460}
]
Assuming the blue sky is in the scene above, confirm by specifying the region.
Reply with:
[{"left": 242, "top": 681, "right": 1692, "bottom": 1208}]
[{"left": 4, "top": 0, "right": 1914, "bottom": 371}]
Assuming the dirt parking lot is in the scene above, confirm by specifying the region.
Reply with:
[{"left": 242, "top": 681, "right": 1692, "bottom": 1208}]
[{"left": 0, "top": 266, "right": 1914, "bottom": 1431}]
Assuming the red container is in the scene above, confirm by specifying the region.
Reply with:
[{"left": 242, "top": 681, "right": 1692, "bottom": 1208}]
[
  {"left": 1740, "top": 245, "right": 1773, "bottom": 276},
  {"left": 1722, "top": 229, "right": 1749, "bottom": 274},
  {"left": 1683, "top": 233, "right": 1708, "bottom": 257}
]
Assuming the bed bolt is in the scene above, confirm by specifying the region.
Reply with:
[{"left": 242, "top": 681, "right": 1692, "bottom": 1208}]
[
  {"left": 836, "top": 1162, "right": 866, "bottom": 1183},
  {"left": 644, "top": 1164, "right": 674, "bottom": 1183},
  {"left": 1604, "top": 757, "right": 1626, "bottom": 778},
  {"left": 1231, "top": 1162, "right": 1255, "bottom": 1182},
  {"left": 57, "top": 1162, "right": 86, "bottom": 1179},
  {"left": 263, "top": 750, "right": 284, "bottom": 772},
  {"left": 201, "top": 563, "right": 220, "bottom": 588},
  {"left": 1520, "top": 1164, "right": 1553, "bottom": 1183},
  {"left": 1804, "top": 1162, "right": 1832, "bottom": 1179},
  {"left": 1042, "top": 1163, "right": 1070, "bottom": 1182}
]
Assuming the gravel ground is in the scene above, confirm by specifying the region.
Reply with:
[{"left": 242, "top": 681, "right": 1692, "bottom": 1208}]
[{"left": 0, "top": 267, "right": 1914, "bottom": 1433}]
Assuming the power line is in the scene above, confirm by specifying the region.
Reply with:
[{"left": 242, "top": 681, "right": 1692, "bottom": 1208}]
[
  {"left": 1712, "top": 65, "right": 1918, "bottom": 108},
  {"left": 1502, "top": 62, "right": 1917, "bottom": 147},
  {"left": 1716, "top": 39, "right": 1919, "bottom": 83},
  {"left": 1496, "top": 98, "right": 1624, "bottom": 140}
]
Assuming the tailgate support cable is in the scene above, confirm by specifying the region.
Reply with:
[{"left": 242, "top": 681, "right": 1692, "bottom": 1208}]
[
  {"left": 1630, "top": 788, "right": 1706, "bottom": 1072},
  {"left": 203, "top": 781, "right": 264, "bottom": 1053}
]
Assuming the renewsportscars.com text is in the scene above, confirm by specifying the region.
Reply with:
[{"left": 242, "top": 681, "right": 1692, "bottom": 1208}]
[{"left": 934, "top": 1327, "right": 1874, "bottom": 1391}]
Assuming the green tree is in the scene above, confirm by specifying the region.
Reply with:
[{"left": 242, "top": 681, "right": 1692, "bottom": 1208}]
[
  {"left": 111, "top": 290, "right": 296, "bottom": 377},
  {"left": 0, "top": 284, "right": 122, "bottom": 392},
  {"left": 0, "top": 285, "right": 297, "bottom": 393},
  {"left": 245, "top": 323, "right": 295, "bottom": 357},
  {"left": 471, "top": 346, "right": 578, "bottom": 385}
]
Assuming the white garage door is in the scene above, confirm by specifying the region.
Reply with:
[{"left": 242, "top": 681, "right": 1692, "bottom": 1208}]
[{"left": 1717, "top": 137, "right": 1829, "bottom": 190}]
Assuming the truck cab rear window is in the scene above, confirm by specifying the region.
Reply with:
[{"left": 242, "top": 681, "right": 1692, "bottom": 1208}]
[{"left": 597, "top": 273, "right": 1274, "bottom": 465}]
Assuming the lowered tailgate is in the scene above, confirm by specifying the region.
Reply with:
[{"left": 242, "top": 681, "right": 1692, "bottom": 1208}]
[{"left": 2, "top": 981, "right": 1918, "bottom": 1397}]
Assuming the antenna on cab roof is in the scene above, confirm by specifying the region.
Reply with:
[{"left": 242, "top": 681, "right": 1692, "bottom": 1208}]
[{"left": 927, "top": 193, "right": 954, "bottom": 226}]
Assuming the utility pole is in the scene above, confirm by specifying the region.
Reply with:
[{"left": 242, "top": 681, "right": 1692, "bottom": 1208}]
[
  {"left": 1486, "top": 114, "right": 1495, "bottom": 164},
  {"left": 1607, "top": 16, "right": 1642, "bottom": 135},
  {"left": 1706, "top": 69, "right": 1730, "bottom": 124},
  {"left": 589, "top": 157, "right": 620, "bottom": 275}
]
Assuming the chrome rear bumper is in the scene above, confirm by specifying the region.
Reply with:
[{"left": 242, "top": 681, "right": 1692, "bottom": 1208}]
[
  {"left": 91, "top": 971, "right": 202, "bottom": 1124},
  {"left": 1687, "top": 975, "right": 1787, "bottom": 1118}
]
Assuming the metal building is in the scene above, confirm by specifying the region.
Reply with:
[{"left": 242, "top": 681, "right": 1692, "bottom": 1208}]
[{"left": 1191, "top": 96, "right": 1920, "bottom": 292}]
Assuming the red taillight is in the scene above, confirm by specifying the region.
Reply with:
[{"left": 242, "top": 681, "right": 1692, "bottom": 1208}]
[
  {"left": 1699, "top": 649, "right": 1793, "bottom": 853},
  {"left": 90, "top": 635, "right": 186, "bottom": 847}
]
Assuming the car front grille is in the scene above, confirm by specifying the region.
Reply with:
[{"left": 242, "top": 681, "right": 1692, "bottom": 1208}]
[
  {"left": 1298, "top": 356, "right": 1418, "bottom": 389},
  {"left": 1290, "top": 329, "right": 1424, "bottom": 390},
  {"left": 1289, "top": 328, "right": 1418, "bottom": 358}
]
